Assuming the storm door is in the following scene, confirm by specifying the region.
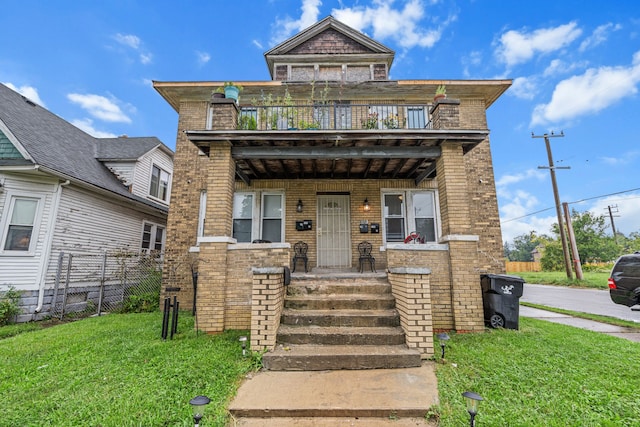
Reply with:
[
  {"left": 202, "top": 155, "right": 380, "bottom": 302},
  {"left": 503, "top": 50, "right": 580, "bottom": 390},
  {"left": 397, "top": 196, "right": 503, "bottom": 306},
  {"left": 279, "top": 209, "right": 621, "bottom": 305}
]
[{"left": 317, "top": 194, "right": 351, "bottom": 268}]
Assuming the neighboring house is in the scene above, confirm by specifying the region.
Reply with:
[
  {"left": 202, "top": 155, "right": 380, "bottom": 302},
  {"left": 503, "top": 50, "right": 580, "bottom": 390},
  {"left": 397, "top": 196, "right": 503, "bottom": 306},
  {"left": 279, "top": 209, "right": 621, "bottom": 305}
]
[
  {"left": 154, "top": 17, "right": 511, "bottom": 355},
  {"left": 0, "top": 83, "right": 173, "bottom": 321}
]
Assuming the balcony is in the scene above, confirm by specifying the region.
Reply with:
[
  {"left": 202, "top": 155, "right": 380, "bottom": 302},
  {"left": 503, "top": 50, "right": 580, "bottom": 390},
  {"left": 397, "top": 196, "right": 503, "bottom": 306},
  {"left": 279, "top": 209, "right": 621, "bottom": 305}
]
[{"left": 237, "top": 102, "right": 432, "bottom": 131}]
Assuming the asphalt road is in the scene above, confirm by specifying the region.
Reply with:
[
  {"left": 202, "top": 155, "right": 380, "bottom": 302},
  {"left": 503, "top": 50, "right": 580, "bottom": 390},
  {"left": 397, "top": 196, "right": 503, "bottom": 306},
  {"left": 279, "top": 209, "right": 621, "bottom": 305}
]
[{"left": 520, "top": 283, "right": 640, "bottom": 323}]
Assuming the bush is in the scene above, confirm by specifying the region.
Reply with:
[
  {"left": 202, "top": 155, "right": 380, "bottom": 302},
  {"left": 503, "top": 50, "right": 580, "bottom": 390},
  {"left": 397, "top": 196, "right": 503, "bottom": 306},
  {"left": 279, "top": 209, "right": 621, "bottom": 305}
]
[
  {"left": 0, "top": 287, "right": 22, "bottom": 326},
  {"left": 121, "top": 269, "right": 162, "bottom": 313}
]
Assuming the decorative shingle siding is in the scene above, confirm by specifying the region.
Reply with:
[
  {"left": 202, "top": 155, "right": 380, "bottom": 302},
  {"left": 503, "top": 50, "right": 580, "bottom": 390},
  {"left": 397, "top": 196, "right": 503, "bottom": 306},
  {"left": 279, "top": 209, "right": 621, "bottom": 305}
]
[{"left": 289, "top": 28, "right": 374, "bottom": 55}]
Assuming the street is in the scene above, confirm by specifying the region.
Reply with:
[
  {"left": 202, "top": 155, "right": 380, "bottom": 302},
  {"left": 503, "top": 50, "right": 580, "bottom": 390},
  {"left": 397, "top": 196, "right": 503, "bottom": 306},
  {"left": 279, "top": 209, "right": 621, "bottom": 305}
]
[{"left": 520, "top": 283, "right": 640, "bottom": 323}]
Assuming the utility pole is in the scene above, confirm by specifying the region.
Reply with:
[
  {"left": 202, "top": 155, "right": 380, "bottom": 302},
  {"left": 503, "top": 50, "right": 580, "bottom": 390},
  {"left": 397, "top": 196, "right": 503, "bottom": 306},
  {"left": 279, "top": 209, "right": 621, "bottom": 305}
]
[
  {"left": 532, "top": 131, "right": 573, "bottom": 279},
  {"left": 563, "top": 202, "right": 583, "bottom": 280},
  {"left": 607, "top": 205, "right": 619, "bottom": 244}
]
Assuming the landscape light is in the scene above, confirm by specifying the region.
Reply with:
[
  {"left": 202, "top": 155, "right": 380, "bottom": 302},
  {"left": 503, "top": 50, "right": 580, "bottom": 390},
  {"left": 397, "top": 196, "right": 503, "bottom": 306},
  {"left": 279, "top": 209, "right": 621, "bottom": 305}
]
[
  {"left": 437, "top": 332, "right": 450, "bottom": 360},
  {"left": 462, "top": 391, "right": 483, "bottom": 427},
  {"left": 189, "top": 395, "right": 210, "bottom": 427},
  {"left": 239, "top": 335, "right": 248, "bottom": 357}
]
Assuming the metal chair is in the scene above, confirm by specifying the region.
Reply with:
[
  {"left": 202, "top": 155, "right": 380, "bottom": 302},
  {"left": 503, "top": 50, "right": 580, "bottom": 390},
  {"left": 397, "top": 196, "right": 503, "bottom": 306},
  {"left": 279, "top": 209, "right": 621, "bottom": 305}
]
[
  {"left": 358, "top": 241, "right": 376, "bottom": 273},
  {"left": 292, "top": 241, "right": 308, "bottom": 273}
]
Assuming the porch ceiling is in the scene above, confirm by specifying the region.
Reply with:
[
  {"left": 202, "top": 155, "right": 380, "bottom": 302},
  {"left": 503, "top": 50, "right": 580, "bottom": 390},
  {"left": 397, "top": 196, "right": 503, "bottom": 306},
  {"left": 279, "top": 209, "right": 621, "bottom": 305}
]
[{"left": 186, "top": 129, "right": 489, "bottom": 185}]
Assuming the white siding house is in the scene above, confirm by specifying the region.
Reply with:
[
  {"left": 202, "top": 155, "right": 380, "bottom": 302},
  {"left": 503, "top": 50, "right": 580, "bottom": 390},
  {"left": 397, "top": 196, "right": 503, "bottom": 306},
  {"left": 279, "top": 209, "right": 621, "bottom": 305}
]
[{"left": 0, "top": 83, "right": 173, "bottom": 321}]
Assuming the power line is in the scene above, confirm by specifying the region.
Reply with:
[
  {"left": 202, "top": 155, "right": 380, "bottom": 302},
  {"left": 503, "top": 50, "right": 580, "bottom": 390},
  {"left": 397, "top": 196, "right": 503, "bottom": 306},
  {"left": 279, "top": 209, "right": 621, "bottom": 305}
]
[{"left": 501, "top": 186, "right": 640, "bottom": 224}]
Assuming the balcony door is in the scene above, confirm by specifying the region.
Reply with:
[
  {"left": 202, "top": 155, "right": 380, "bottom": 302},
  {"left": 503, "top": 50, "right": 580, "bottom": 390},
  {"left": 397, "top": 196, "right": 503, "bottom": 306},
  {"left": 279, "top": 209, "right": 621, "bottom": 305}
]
[{"left": 317, "top": 194, "right": 351, "bottom": 268}]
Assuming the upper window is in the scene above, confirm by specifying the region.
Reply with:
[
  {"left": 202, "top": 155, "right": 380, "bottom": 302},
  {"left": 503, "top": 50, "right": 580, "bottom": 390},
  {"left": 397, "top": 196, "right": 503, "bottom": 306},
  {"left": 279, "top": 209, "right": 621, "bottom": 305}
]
[
  {"left": 383, "top": 191, "right": 438, "bottom": 243},
  {"left": 406, "top": 106, "right": 427, "bottom": 129},
  {"left": 2, "top": 196, "right": 39, "bottom": 252},
  {"left": 149, "top": 165, "right": 170, "bottom": 201},
  {"left": 141, "top": 222, "right": 165, "bottom": 254}
]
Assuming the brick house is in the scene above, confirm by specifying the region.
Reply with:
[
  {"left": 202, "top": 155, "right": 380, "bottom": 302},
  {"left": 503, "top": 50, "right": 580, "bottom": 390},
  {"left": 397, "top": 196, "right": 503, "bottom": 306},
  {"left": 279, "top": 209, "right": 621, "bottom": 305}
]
[{"left": 154, "top": 17, "right": 510, "bottom": 360}]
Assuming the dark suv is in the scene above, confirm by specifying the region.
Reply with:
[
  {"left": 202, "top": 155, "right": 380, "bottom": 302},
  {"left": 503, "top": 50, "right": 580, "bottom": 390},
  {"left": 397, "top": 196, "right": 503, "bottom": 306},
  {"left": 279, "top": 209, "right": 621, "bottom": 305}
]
[{"left": 608, "top": 252, "right": 640, "bottom": 309}]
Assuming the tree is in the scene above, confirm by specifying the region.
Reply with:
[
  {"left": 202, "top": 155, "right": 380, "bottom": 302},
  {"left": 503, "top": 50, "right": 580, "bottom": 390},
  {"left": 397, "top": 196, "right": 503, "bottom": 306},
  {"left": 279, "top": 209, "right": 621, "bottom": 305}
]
[{"left": 505, "top": 231, "right": 545, "bottom": 261}]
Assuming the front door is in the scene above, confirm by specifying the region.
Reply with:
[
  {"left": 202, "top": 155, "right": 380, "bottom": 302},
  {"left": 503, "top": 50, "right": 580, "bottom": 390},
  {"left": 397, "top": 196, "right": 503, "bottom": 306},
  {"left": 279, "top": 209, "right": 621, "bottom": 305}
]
[{"left": 317, "top": 194, "right": 351, "bottom": 268}]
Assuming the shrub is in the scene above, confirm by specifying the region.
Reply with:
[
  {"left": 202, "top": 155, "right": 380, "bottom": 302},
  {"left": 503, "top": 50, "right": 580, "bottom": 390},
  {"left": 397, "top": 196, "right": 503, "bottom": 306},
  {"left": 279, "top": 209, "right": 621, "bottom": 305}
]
[
  {"left": 121, "top": 269, "right": 162, "bottom": 313},
  {"left": 0, "top": 287, "right": 22, "bottom": 326}
]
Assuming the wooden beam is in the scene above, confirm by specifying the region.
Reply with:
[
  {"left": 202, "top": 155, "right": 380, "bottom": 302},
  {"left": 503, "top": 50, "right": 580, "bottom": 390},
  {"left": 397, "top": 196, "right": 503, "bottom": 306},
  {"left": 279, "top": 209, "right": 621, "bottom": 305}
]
[
  {"left": 235, "top": 165, "right": 251, "bottom": 186},
  {"left": 414, "top": 163, "right": 437, "bottom": 185},
  {"left": 231, "top": 145, "right": 442, "bottom": 159}
]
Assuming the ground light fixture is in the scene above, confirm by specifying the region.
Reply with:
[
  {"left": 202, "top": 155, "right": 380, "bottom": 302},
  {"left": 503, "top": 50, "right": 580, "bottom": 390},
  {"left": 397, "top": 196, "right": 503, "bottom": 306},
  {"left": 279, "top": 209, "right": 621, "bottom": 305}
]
[
  {"left": 437, "top": 332, "right": 450, "bottom": 360},
  {"left": 239, "top": 335, "right": 248, "bottom": 356},
  {"left": 189, "top": 395, "right": 211, "bottom": 427},
  {"left": 462, "top": 391, "right": 483, "bottom": 427}
]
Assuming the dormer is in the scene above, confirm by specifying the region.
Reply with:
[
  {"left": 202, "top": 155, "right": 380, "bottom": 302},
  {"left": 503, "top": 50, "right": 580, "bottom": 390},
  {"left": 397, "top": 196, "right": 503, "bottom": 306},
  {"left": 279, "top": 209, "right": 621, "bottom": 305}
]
[{"left": 264, "top": 16, "right": 395, "bottom": 82}]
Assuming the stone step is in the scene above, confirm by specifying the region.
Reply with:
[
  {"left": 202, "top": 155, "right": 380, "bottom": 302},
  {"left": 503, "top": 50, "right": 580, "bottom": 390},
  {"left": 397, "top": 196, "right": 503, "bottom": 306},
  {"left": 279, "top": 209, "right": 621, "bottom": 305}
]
[
  {"left": 277, "top": 325, "right": 406, "bottom": 345},
  {"left": 262, "top": 344, "right": 422, "bottom": 371},
  {"left": 281, "top": 308, "right": 400, "bottom": 327},
  {"left": 285, "top": 293, "right": 396, "bottom": 310},
  {"left": 287, "top": 280, "right": 391, "bottom": 296}
]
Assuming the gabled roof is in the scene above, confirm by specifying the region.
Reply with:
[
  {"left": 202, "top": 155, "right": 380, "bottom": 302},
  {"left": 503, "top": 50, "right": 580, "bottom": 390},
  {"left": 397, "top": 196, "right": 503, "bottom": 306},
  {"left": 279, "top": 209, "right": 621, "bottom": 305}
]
[
  {"left": 96, "top": 136, "right": 173, "bottom": 161},
  {"left": 0, "top": 83, "right": 171, "bottom": 213},
  {"left": 264, "top": 16, "right": 395, "bottom": 78}
]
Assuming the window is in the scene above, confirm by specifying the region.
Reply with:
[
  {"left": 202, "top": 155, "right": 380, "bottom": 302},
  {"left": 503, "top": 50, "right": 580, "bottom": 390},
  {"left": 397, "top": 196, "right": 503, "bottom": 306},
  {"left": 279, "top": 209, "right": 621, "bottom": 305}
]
[
  {"left": 231, "top": 192, "right": 284, "bottom": 243},
  {"left": 2, "top": 197, "right": 39, "bottom": 252},
  {"left": 232, "top": 193, "right": 254, "bottom": 243},
  {"left": 383, "top": 191, "right": 439, "bottom": 243},
  {"left": 141, "top": 222, "right": 165, "bottom": 253},
  {"left": 149, "top": 165, "right": 170, "bottom": 201},
  {"left": 406, "top": 106, "right": 427, "bottom": 129},
  {"left": 197, "top": 190, "right": 207, "bottom": 239}
]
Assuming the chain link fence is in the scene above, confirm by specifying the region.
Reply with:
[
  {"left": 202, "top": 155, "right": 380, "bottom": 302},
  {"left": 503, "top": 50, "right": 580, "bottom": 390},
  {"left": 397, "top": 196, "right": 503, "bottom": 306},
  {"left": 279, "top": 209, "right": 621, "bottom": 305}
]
[{"left": 50, "top": 251, "right": 163, "bottom": 320}]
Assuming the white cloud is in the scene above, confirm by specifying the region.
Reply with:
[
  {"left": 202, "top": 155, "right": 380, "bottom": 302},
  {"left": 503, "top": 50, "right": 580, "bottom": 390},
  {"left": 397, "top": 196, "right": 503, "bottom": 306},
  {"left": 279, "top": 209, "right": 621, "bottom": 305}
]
[
  {"left": 499, "top": 189, "right": 557, "bottom": 243},
  {"left": 114, "top": 33, "right": 141, "bottom": 49},
  {"left": 579, "top": 23, "right": 622, "bottom": 52},
  {"left": 196, "top": 51, "right": 211, "bottom": 65},
  {"left": 271, "top": 0, "right": 322, "bottom": 45},
  {"left": 588, "top": 193, "right": 640, "bottom": 236},
  {"left": 332, "top": 0, "right": 452, "bottom": 49},
  {"left": 4, "top": 83, "right": 46, "bottom": 107},
  {"left": 508, "top": 76, "right": 538, "bottom": 100},
  {"left": 67, "top": 93, "right": 132, "bottom": 123},
  {"left": 495, "top": 22, "right": 582, "bottom": 67},
  {"left": 252, "top": 39, "right": 263, "bottom": 49},
  {"left": 140, "top": 53, "right": 153, "bottom": 65},
  {"left": 531, "top": 50, "right": 640, "bottom": 127},
  {"left": 71, "top": 118, "right": 118, "bottom": 138},
  {"left": 496, "top": 168, "right": 546, "bottom": 188}
]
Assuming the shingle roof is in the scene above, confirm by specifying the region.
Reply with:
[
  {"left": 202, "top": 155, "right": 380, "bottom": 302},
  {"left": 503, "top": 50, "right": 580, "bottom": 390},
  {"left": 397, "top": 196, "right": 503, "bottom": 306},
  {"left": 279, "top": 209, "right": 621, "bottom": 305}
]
[
  {"left": 0, "top": 83, "right": 171, "bottom": 212},
  {"left": 96, "top": 136, "right": 173, "bottom": 161}
]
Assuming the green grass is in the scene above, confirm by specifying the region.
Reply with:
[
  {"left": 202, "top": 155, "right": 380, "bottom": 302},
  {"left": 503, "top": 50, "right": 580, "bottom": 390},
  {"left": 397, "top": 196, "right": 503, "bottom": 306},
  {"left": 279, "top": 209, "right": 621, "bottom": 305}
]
[
  {"left": 521, "top": 302, "right": 640, "bottom": 330},
  {"left": 0, "top": 312, "right": 256, "bottom": 427},
  {"left": 435, "top": 318, "right": 640, "bottom": 426},
  {"left": 509, "top": 271, "right": 610, "bottom": 289}
]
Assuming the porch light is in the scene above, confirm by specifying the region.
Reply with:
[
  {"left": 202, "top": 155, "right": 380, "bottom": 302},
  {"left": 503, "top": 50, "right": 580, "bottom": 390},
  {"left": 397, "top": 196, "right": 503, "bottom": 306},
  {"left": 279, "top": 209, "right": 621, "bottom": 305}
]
[
  {"left": 296, "top": 199, "right": 303, "bottom": 213},
  {"left": 363, "top": 198, "right": 370, "bottom": 212},
  {"left": 462, "top": 391, "right": 483, "bottom": 427},
  {"left": 239, "top": 335, "right": 248, "bottom": 356},
  {"left": 437, "top": 332, "right": 450, "bottom": 360},
  {"left": 189, "top": 395, "right": 211, "bottom": 427}
]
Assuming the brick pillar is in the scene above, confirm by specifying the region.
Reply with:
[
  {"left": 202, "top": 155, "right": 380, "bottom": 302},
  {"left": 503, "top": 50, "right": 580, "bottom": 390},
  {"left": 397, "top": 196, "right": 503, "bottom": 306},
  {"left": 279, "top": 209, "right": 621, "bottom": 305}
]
[
  {"left": 195, "top": 100, "right": 238, "bottom": 333},
  {"left": 251, "top": 268, "right": 286, "bottom": 351},
  {"left": 434, "top": 100, "right": 484, "bottom": 332}
]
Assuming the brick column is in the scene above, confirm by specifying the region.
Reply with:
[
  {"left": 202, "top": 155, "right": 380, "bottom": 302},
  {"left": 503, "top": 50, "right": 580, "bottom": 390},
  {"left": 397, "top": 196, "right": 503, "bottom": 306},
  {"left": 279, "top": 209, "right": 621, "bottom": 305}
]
[
  {"left": 251, "top": 268, "right": 286, "bottom": 351},
  {"left": 434, "top": 100, "right": 484, "bottom": 332},
  {"left": 388, "top": 267, "right": 434, "bottom": 358}
]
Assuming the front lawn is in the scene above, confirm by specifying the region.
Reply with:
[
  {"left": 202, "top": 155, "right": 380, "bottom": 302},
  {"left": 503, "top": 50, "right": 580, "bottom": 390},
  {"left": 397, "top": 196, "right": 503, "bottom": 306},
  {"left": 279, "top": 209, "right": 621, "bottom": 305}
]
[{"left": 0, "top": 312, "right": 255, "bottom": 427}]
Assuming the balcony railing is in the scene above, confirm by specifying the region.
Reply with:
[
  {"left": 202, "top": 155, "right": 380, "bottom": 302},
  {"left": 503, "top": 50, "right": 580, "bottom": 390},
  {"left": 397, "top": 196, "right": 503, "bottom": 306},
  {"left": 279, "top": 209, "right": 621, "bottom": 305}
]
[{"left": 237, "top": 103, "right": 432, "bottom": 131}]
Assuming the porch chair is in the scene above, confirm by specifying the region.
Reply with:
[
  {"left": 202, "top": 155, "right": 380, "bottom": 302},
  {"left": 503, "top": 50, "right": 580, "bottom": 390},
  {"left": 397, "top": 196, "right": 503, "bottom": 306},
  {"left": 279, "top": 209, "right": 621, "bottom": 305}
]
[
  {"left": 358, "top": 241, "right": 376, "bottom": 273},
  {"left": 292, "top": 241, "right": 309, "bottom": 273}
]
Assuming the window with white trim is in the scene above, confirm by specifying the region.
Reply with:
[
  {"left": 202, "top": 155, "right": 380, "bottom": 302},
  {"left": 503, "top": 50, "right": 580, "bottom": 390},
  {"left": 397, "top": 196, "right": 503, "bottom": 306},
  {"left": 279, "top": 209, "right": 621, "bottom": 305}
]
[
  {"left": 232, "top": 192, "right": 284, "bottom": 243},
  {"left": 383, "top": 191, "right": 439, "bottom": 243},
  {"left": 2, "top": 196, "right": 39, "bottom": 252},
  {"left": 141, "top": 222, "right": 165, "bottom": 253},
  {"left": 149, "top": 165, "right": 170, "bottom": 201}
]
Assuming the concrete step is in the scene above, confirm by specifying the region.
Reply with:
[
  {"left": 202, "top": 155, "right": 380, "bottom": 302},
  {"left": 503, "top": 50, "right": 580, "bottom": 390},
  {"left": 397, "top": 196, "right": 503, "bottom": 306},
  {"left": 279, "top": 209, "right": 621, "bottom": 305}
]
[
  {"left": 232, "top": 417, "right": 437, "bottom": 426},
  {"left": 281, "top": 308, "right": 400, "bottom": 327},
  {"left": 228, "top": 364, "right": 438, "bottom": 419},
  {"left": 262, "top": 344, "right": 422, "bottom": 371},
  {"left": 285, "top": 293, "right": 396, "bottom": 310},
  {"left": 287, "top": 281, "right": 391, "bottom": 296},
  {"left": 277, "top": 325, "right": 406, "bottom": 345}
]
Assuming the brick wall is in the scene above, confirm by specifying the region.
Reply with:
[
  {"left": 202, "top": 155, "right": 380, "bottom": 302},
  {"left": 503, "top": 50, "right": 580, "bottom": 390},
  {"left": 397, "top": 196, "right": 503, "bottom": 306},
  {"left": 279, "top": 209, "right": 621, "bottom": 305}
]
[{"left": 251, "top": 268, "right": 286, "bottom": 351}]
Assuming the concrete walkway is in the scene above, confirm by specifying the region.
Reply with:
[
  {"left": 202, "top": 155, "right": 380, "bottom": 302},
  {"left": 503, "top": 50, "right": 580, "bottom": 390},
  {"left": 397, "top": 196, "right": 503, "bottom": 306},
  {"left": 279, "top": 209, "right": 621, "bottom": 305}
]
[
  {"left": 520, "top": 305, "right": 640, "bottom": 342},
  {"left": 228, "top": 364, "right": 439, "bottom": 426}
]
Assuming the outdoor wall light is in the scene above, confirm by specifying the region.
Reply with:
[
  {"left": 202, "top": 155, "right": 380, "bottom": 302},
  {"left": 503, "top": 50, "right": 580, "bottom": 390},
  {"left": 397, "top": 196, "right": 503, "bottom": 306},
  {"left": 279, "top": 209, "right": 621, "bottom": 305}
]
[
  {"left": 189, "top": 395, "right": 211, "bottom": 427},
  {"left": 296, "top": 199, "right": 303, "bottom": 213},
  {"left": 239, "top": 335, "right": 248, "bottom": 357},
  {"left": 363, "top": 198, "right": 370, "bottom": 212},
  {"left": 437, "top": 332, "right": 450, "bottom": 360},
  {"left": 462, "top": 391, "right": 483, "bottom": 427}
]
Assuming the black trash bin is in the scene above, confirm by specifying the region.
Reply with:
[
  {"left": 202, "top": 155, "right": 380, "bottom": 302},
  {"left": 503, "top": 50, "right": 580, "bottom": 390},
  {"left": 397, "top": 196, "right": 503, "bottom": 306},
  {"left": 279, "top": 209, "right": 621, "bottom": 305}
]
[{"left": 480, "top": 274, "right": 525, "bottom": 329}]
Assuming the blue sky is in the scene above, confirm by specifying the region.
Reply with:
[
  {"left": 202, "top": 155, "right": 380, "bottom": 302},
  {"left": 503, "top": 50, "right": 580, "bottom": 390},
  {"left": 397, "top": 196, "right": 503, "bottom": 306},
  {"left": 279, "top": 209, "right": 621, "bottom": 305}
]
[{"left": 2, "top": 0, "right": 640, "bottom": 244}]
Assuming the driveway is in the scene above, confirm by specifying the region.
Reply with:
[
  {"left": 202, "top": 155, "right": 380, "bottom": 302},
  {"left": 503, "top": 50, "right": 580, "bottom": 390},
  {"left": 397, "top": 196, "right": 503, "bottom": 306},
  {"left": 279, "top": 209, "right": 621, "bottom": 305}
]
[{"left": 520, "top": 283, "right": 640, "bottom": 323}]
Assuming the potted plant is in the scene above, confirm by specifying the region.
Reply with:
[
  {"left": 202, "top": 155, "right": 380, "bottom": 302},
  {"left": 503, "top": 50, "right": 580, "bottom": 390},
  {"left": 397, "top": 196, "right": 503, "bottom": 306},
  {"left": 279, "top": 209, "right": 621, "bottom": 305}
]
[
  {"left": 212, "top": 87, "right": 225, "bottom": 99},
  {"left": 222, "top": 82, "right": 242, "bottom": 102},
  {"left": 434, "top": 85, "right": 446, "bottom": 103}
]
